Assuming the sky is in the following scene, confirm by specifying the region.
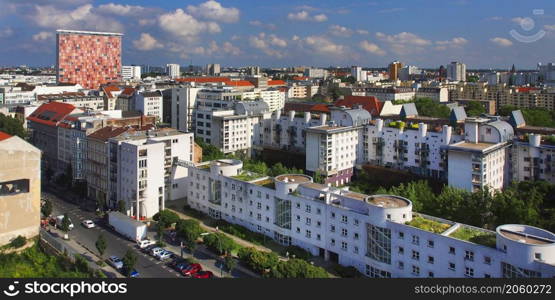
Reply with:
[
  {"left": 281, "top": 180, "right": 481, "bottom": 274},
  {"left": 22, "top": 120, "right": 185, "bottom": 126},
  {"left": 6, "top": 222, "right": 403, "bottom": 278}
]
[{"left": 0, "top": 0, "right": 554, "bottom": 69}]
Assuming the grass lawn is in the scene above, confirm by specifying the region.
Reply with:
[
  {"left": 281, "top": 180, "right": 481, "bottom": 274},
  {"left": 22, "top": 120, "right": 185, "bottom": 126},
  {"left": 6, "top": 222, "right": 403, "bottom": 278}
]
[
  {"left": 405, "top": 216, "right": 451, "bottom": 234},
  {"left": 449, "top": 227, "right": 497, "bottom": 248}
]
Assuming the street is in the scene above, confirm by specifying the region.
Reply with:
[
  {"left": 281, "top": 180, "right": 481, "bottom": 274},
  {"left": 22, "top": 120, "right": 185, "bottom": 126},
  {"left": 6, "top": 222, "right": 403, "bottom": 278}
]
[{"left": 42, "top": 190, "right": 250, "bottom": 278}]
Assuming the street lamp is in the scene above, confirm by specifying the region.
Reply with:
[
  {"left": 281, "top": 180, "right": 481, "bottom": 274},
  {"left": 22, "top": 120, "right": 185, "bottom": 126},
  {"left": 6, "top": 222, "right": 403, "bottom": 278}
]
[{"left": 201, "top": 231, "right": 224, "bottom": 277}]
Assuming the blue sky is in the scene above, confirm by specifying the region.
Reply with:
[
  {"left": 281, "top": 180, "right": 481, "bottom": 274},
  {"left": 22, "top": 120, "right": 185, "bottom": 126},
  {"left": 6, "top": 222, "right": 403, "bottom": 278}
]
[{"left": 0, "top": 0, "right": 554, "bottom": 69}]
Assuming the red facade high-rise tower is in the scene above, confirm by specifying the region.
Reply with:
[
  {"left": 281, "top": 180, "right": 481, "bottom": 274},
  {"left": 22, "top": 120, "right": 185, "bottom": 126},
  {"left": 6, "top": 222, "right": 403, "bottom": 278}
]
[{"left": 56, "top": 30, "right": 123, "bottom": 90}]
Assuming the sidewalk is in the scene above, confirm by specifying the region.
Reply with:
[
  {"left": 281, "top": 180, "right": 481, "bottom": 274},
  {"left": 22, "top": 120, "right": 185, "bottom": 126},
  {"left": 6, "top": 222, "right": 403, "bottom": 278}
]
[{"left": 40, "top": 228, "right": 124, "bottom": 278}]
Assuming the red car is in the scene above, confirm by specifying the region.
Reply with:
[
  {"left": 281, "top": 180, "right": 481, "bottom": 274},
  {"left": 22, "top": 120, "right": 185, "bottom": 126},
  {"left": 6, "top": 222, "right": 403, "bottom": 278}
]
[
  {"left": 192, "top": 271, "right": 214, "bottom": 279},
  {"left": 182, "top": 263, "right": 202, "bottom": 277}
]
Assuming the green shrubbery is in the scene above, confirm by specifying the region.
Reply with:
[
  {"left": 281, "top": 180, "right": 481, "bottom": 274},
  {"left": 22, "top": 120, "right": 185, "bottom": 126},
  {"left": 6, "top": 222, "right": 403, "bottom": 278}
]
[
  {"left": 333, "top": 265, "right": 364, "bottom": 278},
  {"left": 282, "top": 245, "right": 312, "bottom": 260},
  {"left": 215, "top": 221, "right": 268, "bottom": 246},
  {"left": 202, "top": 233, "right": 239, "bottom": 255}
]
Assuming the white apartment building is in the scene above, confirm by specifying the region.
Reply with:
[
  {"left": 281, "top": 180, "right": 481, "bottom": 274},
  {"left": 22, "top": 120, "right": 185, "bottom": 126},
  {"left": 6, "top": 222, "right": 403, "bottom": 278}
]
[
  {"left": 181, "top": 159, "right": 555, "bottom": 278},
  {"left": 252, "top": 88, "right": 285, "bottom": 112},
  {"left": 122, "top": 65, "right": 141, "bottom": 80},
  {"left": 287, "top": 84, "right": 320, "bottom": 99},
  {"left": 109, "top": 129, "right": 194, "bottom": 218},
  {"left": 511, "top": 134, "right": 555, "bottom": 183},
  {"left": 38, "top": 92, "right": 105, "bottom": 111},
  {"left": 134, "top": 90, "right": 163, "bottom": 122},
  {"left": 260, "top": 110, "right": 326, "bottom": 153},
  {"left": 0, "top": 84, "right": 83, "bottom": 106},
  {"left": 171, "top": 86, "right": 201, "bottom": 132},
  {"left": 399, "top": 65, "right": 421, "bottom": 81},
  {"left": 447, "top": 118, "right": 513, "bottom": 192},
  {"left": 447, "top": 62, "right": 467, "bottom": 82},
  {"left": 166, "top": 64, "right": 181, "bottom": 79},
  {"left": 416, "top": 87, "right": 449, "bottom": 102},
  {"left": 304, "top": 68, "right": 328, "bottom": 79},
  {"left": 364, "top": 119, "right": 463, "bottom": 179},
  {"left": 364, "top": 87, "right": 416, "bottom": 102}
]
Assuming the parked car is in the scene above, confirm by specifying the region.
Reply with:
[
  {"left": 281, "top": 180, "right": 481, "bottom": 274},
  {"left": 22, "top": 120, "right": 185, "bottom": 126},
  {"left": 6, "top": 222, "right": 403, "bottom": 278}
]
[
  {"left": 129, "top": 270, "right": 140, "bottom": 278},
  {"left": 173, "top": 262, "right": 189, "bottom": 272},
  {"left": 182, "top": 263, "right": 202, "bottom": 277},
  {"left": 81, "top": 220, "right": 95, "bottom": 229},
  {"left": 142, "top": 244, "right": 157, "bottom": 254},
  {"left": 108, "top": 256, "right": 123, "bottom": 269},
  {"left": 192, "top": 271, "right": 214, "bottom": 279},
  {"left": 150, "top": 247, "right": 164, "bottom": 257},
  {"left": 137, "top": 239, "right": 156, "bottom": 249},
  {"left": 158, "top": 250, "right": 173, "bottom": 261}
]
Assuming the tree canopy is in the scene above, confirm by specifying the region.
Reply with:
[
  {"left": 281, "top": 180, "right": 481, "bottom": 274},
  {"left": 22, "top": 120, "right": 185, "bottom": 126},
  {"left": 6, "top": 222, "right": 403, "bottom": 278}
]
[
  {"left": 0, "top": 114, "right": 26, "bottom": 139},
  {"left": 499, "top": 105, "right": 555, "bottom": 128}
]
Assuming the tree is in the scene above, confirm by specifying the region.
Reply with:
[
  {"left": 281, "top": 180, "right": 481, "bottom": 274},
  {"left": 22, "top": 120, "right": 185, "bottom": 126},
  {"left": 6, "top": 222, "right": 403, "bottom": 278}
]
[
  {"left": 41, "top": 199, "right": 53, "bottom": 218},
  {"left": 0, "top": 113, "right": 26, "bottom": 139},
  {"left": 152, "top": 210, "right": 180, "bottom": 229},
  {"left": 95, "top": 234, "right": 107, "bottom": 259},
  {"left": 413, "top": 98, "right": 450, "bottom": 119},
  {"left": 195, "top": 138, "right": 226, "bottom": 161},
  {"left": 271, "top": 259, "right": 329, "bottom": 278},
  {"left": 117, "top": 201, "right": 126, "bottom": 214},
  {"left": 465, "top": 101, "right": 486, "bottom": 117},
  {"left": 122, "top": 250, "right": 137, "bottom": 276},
  {"left": 238, "top": 247, "right": 279, "bottom": 274},
  {"left": 224, "top": 255, "right": 237, "bottom": 274},
  {"left": 313, "top": 170, "right": 325, "bottom": 184},
  {"left": 60, "top": 213, "right": 71, "bottom": 232},
  {"left": 175, "top": 219, "right": 202, "bottom": 246},
  {"left": 202, "top": 233, "right": 236, "bottom": 256}
]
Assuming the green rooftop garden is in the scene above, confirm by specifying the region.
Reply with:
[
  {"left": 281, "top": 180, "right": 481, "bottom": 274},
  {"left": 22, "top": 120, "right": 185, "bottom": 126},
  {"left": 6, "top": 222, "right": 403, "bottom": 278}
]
[
  {"left": 232, "top": 171, "right": 264, "bottom": 182},
  {"left": 405, "top": 216, "right": 451, "bottom": 234},
  {"left": 387, "top": 121, "right": 406, "bottom": 130},
  {"left": 449, "top": 226, "right": 497, "bottom": 248},
  {"left": 253, "top": 178, "right": 275, "bottom": 189}
]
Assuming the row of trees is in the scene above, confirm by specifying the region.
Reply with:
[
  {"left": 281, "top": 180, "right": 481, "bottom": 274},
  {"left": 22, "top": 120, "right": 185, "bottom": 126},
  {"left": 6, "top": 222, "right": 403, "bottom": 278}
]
[
  {"left": 0, "top": 113, "right": 26, "bottom": 138},
  {"left": 498, "top": 105, "right": 555, "bottom": 127},
  {"left": 371, "top": 180, "right": 555, "bottom": 232},
  {"left": 238, "top": 247, "right": 329, "bottom": 278}
]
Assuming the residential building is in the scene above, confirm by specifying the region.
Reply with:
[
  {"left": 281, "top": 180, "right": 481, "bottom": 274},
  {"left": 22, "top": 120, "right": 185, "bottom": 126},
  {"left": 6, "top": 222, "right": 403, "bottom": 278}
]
[
  {"left": 416, "top": 87, "right": 449, "bottom": 102},
  {"left": 0, "top": 132, "right": 41, "bottom": 246},
  {"left": 122, "top": 65, "right": 142, "bottom": 81},
  {"left": 37, "top": 92, "right": 104, "bottom": 111},
  {"left": 115, "top": 87, "right": 136, "bottom": 112},
  {"left": 447, "top": 62, "right": 467, "bottom": 82},
  {"left": 304, "top": 68, "right": 327, "bottom": 79},
  {"left": 134, "top": 90, "right": 163, "bottom": 122},
  {"left": 206, "top": 64, "right": 221, "bottom": 76},
  {"left": 389, "top": 61, "right": 403, "bottom": 81},
  {"left": 56, "top": 30, "right": 122, "bottom": 89},
  {"left": 180, "top": 159, "right": 555, "bottom": 278},
  {"left": 399, "top": 65, "right": 421, "bottom": 81},
  {"left": 102, "top": 85, "right": 122, "bottom": 111},
  {"left": 171, "top": 86, "right": 201, "bottom": 132},
  {"left": 364, "top": 87, "right": 415, "bottom": 102},
  {"left": 166, "top": 64, "right": 181, "bottom": 79}
]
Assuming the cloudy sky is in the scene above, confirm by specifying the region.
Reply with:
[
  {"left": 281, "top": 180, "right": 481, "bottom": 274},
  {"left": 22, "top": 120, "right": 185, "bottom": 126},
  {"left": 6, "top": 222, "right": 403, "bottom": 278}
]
[{"left": 0, "top": 0, "right": 554, "bottom": 69}]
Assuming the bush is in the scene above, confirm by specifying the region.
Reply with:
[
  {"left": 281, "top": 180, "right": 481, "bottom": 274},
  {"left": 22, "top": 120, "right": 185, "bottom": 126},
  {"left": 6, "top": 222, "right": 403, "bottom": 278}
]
[
  {"left": 152, "top": 209, "right": 180, "bottom": 228},
  {"left": 237, "top": 247, "right": 279, "bottom": 275},
  {"left": 216, "top": 221, "right": 267, "bottom": 246},
  {"left": 282, "top": 245, "right": 312, "bottom": 260},
  {"left": 202, "top": 233, "right": 238, "bottom": 255},
  {"left": 271, "top": 259, "right": 329, "bottom": 278},
  {"left": 9, "top": 236, "right": 27, "bottom": 249},
  {"left": 333, "top": 265, "right": 364, "bottom": 278},
  {"left": 175, "top": 219, "right": 203, "bottom": 244}
]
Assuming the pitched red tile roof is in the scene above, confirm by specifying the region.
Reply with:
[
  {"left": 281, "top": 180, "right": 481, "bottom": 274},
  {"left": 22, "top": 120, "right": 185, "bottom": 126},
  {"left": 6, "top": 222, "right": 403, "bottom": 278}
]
[
  {"left": 120, "top": 87, "right": 136, "bottom": 97},
  {"left": 268, "top": 80, "right": 286, "bottom": 86},
  {"left": 226, "top": 80, "right": 254, "bottom": 87},
  {"left": 334, "top": 95, "right": 383, "bottom": 116},
  {"left": 176, "top": 77, "right": 231, "bottom": 83},
  {"left": 293, "top": 76, "right": 309, "bottom": 81},
  {"left": 284, "top": 102, "right": 331, "bottom": 114},
  {"left": 103, "top": 85, "right": 121, "bottom": 98},
  {"left": 27, "top": 102, "right": 77, "bottom": 127},
  {"left": 0, "top": 131, "right": 12, "bottom": 141},
  {"left": 88, "top": 125, "right": 155, "bottom": 141}
]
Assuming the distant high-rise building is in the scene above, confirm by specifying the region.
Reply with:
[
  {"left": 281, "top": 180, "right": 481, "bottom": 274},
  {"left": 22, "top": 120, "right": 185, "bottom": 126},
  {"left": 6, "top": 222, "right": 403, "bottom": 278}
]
[
  {"left": 438, "top": 65, "right": 447, "bottom": 79},
  {"left": 538, "top": 62, "right": 555, "bottom": 84},
  {"left": 206, "top": 63, "right": 221, "bottom": 76},
  {"left": 447, "top": 61, "right": 467, "bottom": 81},
  {"left": 122, "top": 65, "right": 141, "bottom": 80},
  {"left": 399, "top": 65, "right": 421, "bottom": 81},
  {"left": 388, "top": 61, "right": 403, "bottom": 81},
  {"left": 166, "top": 64, "right": 181, "bottom": 78},
  {"left": 56, "top": 30, "right": 123, "bottom": 89},
  {"left": 246, "top": 66, "right": 261, "bottom": 76},
  {"left": 351, "top": 66, "right": 366, "bottom": 82}
]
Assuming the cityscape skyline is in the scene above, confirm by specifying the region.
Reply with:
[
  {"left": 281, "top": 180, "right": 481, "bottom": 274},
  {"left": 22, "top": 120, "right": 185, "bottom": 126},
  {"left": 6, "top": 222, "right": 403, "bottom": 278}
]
[{"left": 0, "top": 0, "right": 554, "bottom": 69}]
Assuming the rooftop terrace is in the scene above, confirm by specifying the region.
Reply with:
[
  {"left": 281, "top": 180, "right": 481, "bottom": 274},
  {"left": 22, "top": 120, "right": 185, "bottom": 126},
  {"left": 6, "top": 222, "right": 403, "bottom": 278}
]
[
  {"left": 368, "top": 195, "right": 410, "bottom": 208},
  {"left": 405, "top": 215, "right": 451, "bottom": 234},
  {"left": 449, "top": 226, "right": 497, "bottom": 248}
]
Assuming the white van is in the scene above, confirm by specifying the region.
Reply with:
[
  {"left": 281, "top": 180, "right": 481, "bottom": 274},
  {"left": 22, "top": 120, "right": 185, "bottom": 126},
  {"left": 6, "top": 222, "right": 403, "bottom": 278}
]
[
  {"left": 137, "top": 239, "right": 156, "bottom": 249},
  {"left": 56, "top": 215, "right": 74, "bottom": 230}
]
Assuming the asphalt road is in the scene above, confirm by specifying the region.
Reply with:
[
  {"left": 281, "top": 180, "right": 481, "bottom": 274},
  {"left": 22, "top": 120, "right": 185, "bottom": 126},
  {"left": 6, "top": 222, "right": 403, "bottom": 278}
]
[{"left": 42, "top": 189, "right": 250, "bottom": 278}]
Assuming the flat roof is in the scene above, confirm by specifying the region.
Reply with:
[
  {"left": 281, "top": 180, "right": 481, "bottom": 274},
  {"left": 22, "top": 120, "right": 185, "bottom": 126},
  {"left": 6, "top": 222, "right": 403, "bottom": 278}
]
[
  {"left": 343, "top": 192, "right": 368, "bottom": 201},
  {"left": 500, "top": 229, "right": 554, "bottom": 245},
  {"left": 56, "top": 29, "right": 124, "bottom": 36},
  {"left": 275, "top": 174, "right": 311, "bottom": 184},
  {"left": 449, "top": 141, "right": 504, "bottom": 153},
  {"left": 368, "top": 195, "right": 410, "bottom": 208},
  {"left": 302, "top": 182, "right": 328, "bottom": 191}
]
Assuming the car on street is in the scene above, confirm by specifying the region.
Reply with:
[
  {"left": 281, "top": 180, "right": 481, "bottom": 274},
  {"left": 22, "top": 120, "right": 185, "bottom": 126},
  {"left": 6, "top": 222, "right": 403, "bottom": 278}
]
[
  {"left": 137, "top": 239, "right": 156, "bottom": 249},
  {"left": 157, "top": 250, "right": 173, "bottom": 261},
  {"left": 108, "top": 256, "right": 123, "bottom": 269},
  {"left": 182, "top": 263, "right": 202, "bottom": 277},
  {"left": 192, "top": 271, "right": 214, "bottom": 279},
  {"left": 81, "top": 220, "right": 95, "bottom": 228},
  {"left": 150, "top": 247, "right": 164, "bottom": 257},
  {"left": 172, "top": 262, "right": 190, "bottom": 272},
  {"left": 129, "top": 270, "right": 140, "bottom": 278}
]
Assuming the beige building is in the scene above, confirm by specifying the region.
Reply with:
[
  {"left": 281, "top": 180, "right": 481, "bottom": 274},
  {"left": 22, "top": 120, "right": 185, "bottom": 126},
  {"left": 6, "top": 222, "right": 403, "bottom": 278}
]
[{"left": 0, "top": 132, "right": 41, "bottom": 246}]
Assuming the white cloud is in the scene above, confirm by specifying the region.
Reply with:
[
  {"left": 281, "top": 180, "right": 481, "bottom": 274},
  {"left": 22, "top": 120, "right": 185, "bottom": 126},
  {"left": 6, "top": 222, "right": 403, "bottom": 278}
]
[
  {"left": 490, "top": 37, "right": 513, "bottom": 47},
  {"left": 33, "top": 4, "right": 124, "bottom": 32},
  {"left": 376, "top": 31, "right": 432, "bottom": 55},
  {"left": 249, "top": 33, "right": 287, "bottom": 58},
  {"left": 187, "top": 0, "right": 240, "bottom": 23},
  {"left": 249, "top": 20, "right": 276, "bottom": 31},
  {"left": 359, "top": 40, "right": 386, "bottom": 55},
  {"left": 302, "top": 35, "right": 346, "bottom": 56},
  {"left": 356, "top": 29, "right": 369, "bottom": 35},
  {"left": 97, "top": 3, "right": 145, "bottom": 16},
  {"left": 434, "top": 37, "right": 468, "bottom": 50},
  {"left": 158, "top": 8, "right": 221, "bottom": 40},
  {"left": 32, "top": 31, "right": 54, "bottom": 41},
  {"left": 0, "top": 27, "right": 13, "bottom": 38},
  {"left": 138, "top": 19, "right": 156, "bottom": 26},
  {"left": 544, "top": 25, "right": 555, "bottom": 31},
  {"left": 221, "top": 41, "right": 241, "bottom": 56},
  {"left": 287, "top": 10, "right": 327, "bottom": 22},
  {"left": 133, "top": 33, "right": 163, "bottom": 51},
  {"left": 329, "top": 25, "right": 353, "bottom": 37},
  {"left": 486, "top": 16, "right": 503, "bottom": 21}
]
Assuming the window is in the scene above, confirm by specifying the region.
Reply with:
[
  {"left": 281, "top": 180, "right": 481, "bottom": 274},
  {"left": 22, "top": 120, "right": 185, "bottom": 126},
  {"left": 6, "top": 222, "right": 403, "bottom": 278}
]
[
  {"left": 464, "top": 250, "right": 474, "bottom": 261},
  {"left": 398, "top": 247, "right": 404, "bottom": 255},
  {"left": 257, "top": 214, "right": 261, "bottom": 221},
  {"left": 465, "top": 267, "right": 474, "bottom": 278},
  {"left": 306, "top": 230, "right": 312, "bottom": 238},
  {"left": 427, "top": 256, "right": 434, "bottom": 264},
  {"left": 331, "top": 212, "right": 336, "bottom": 218},
  {"left": 412, "top": 250, "right": 420, "bottom": 261},
  {"left": 341, "top": 228, "right": 348, "bottom": 237},
  {"left": 354, "top": 219, "right": 359, "bottom": 226},
  {"left": 449, "top": 262, "right": 456, "bottom": 271},
  {"left": 484, "top": 256, "right": 491, "bottom": 265},
  {"left": 296, "top": 215, "right": 301, "bottom": 221},
  {"left": 535, "top": 253, "right": 542, "bottom": 260},
  {"left": 330, "top": 225, "right": 336, "bottom": 233},
  {"left": 341, "top": 215, "right": 348, "bottom": 223},
  {"left": 331, "top": 239, "right": 335, "bottom": 246},
  {"left": 412, "top": 265, "right": 420, "bottom": 276},
  {"left": 354, "top": 246, "right": 359, "bottom": 254},
  {"left": 305, "top": 205, "right": 311, "bottom": 213},
  {"left": 316, "top": 208, "right": 321, "bottom": 215},
  {"left": 484, "top": 274, "right": 491, "bottom": 278},
  {"left": 341, "top": 242, "right": 348, "bottom": 251},
  {"left": 398, "top": 231, "right": 404, "bottom": 239},
  {"left": 366, "top": 265, "right": 391, "bottom": 278},
  {"left": 449, "top": 247, "right": 456, "bottom": 255},
  {"left": 354, "top": 233, "right": 359, "bottom": 240},
  {"left": 427, "top": 240, "right": 434, "bottom": 248},
  {"left": 0, "top": 179, "right": 30, "bottom": 195},
  {"left": 316, "top": 234, "right": 321, "bottom": 241},
  {"left": 296, "top": 203, "right": 301, "bottom": 209},
  {"left": 296, "top": 227, "right": 300, "bottom": 234},
  {"left": 428, "top": 272, "right": 434, "bottom": 278},
  {"left": 306, "top": 218, "right": 311, "bottom": 225},
  {"left": 412, "top": 235, "right": 419, "bottom": 245},
  {"left": 398, "top": 261, "right": 404, "bottom": 270}
]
